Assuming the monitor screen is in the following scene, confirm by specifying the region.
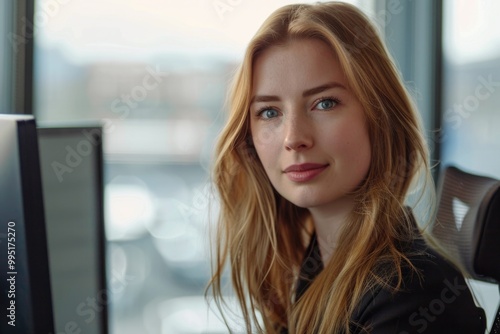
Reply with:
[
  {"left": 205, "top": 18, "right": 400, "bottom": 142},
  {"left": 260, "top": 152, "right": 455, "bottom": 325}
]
[
  {"left": 0, "top": 114, "right": 55, "bottom": 334},
  {"left": 38, "top": 125, "right": 108, "bottom": 334}
]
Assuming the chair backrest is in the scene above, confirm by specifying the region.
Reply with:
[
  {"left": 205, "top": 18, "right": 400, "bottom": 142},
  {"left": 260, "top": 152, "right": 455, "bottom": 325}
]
[{"left": 433, "top": 165, "right": 500, "bottom": 283}]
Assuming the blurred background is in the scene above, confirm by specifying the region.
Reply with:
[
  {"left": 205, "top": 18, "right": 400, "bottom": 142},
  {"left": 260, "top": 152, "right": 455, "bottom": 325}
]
[
  {"left": 33, "top": 1, "right": 377, "bottom": 333},
  {"left": 1, "top": 0, "right": 500, "bottom": 333}
]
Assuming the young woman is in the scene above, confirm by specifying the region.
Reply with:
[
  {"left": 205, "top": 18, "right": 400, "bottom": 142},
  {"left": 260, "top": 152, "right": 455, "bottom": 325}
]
[{"left": 208, "top": 2, "right": 486, "bottom": 333}]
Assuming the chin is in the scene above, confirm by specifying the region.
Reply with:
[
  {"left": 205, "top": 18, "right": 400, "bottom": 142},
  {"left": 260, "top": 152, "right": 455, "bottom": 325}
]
[{"left": 285, "top": 196, "right": 329, "bottom": 210}]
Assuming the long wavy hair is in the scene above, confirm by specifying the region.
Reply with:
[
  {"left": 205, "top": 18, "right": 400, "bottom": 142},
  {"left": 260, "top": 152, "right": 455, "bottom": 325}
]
[{"left": 208, "top": 2, "right": 434, "bottom": 333}]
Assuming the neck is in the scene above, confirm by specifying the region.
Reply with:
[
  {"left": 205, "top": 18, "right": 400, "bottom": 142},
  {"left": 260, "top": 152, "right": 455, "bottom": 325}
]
[{"left": 308, "top": 196, "right": 355, "bottom": 264}]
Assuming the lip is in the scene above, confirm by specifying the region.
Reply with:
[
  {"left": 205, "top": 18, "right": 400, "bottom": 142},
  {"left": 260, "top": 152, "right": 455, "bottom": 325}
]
[{"left": 283, "top": 163, "right": 329, "bottom": 182}]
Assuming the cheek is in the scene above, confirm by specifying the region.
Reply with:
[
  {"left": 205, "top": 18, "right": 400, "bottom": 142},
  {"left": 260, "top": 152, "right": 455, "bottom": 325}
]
[
  {"left": 326, "top": 119, "right": 371, "bottom": 164},
  {"left": 254, "top": 139, "right": 280, "bottom": 171},
  {"left": 348, "top": 129, "right": 371, "bottom": 175},
  {"left": 251, "top": 122, "right": 282, "bottom": 159},
  {"left": 252, "top": 123, "right": 280, "bottom": 149}
]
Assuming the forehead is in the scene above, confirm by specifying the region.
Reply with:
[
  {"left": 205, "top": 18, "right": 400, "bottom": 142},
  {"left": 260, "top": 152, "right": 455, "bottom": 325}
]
[{"left": 251, "top": 38, "right": 347, "bottom": 95}]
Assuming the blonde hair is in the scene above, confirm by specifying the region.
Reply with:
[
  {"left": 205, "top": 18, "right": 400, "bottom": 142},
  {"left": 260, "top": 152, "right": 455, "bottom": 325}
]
[{"left": 208, "top": 2, "right": 434, "bottom": 333}]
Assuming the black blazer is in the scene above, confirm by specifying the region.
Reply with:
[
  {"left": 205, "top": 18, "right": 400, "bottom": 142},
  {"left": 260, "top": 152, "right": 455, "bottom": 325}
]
[{"left": 287, "top": 232, "right": 487, "bottom": 333}]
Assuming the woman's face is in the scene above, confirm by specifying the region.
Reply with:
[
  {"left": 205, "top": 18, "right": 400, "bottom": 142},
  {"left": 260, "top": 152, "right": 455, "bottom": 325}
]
[{"left": 249, "top": 38, "right": 371, "bottom": 212}]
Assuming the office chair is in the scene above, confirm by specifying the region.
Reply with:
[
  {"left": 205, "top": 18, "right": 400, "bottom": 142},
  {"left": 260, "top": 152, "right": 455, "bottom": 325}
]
[{"left": 432, "top": 166, "right": 500, "bottom": 333}]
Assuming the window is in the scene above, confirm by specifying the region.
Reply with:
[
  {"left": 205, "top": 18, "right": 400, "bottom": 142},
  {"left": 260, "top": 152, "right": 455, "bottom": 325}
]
[
  {"left": 0, "top": 1, "right": 11, "bottom": 113},
  {"left": 441, "top": 0, "right": 500, "bottom": 328},
  {"left": 1, "top": 1, "right": 34, "bottom": 114}
]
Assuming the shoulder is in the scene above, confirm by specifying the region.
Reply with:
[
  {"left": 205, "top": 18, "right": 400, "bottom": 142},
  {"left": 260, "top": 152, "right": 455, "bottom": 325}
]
[{"left": 351, "top": 237, "right": 486, "bottom": 334}]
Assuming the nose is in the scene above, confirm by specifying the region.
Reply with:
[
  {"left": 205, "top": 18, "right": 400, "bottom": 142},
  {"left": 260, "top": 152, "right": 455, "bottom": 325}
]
[{"left": 284, "top": 113, "right": 313, "bottom": 151}]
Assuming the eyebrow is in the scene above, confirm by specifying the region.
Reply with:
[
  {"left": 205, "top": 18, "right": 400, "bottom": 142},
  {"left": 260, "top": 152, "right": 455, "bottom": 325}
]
[
  {"left": 250, "top": 82, "right": 346, "bottom": 104},
  {"left": 303, "top": 82, "right": 346, "bottom": 97}
]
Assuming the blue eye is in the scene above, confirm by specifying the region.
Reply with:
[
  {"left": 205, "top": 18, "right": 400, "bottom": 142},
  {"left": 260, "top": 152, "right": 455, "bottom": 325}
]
[
  {"left": 259, "top": 108, "right": 279, "bottom": 119},
  {"left": 316, "top": 98, "right": 338, "bottom": 110}
]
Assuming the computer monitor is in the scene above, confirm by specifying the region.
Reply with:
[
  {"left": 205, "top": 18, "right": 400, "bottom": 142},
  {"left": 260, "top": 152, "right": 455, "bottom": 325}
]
[
  {"left": 37, "top": 125, "right": 108, "bottom": 334},
  {"left": 0, "top": 114, "right": 55, "bottom": 334}
]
